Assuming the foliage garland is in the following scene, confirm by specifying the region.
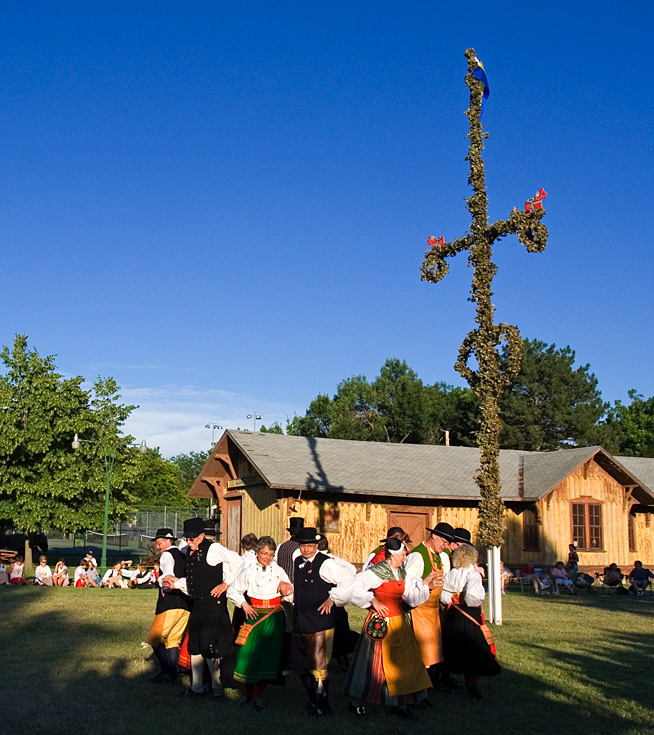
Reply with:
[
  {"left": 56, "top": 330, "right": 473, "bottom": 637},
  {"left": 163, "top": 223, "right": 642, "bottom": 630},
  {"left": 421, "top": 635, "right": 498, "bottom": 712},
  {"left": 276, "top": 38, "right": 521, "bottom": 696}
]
[{"left": 420, "top": 49, "right": 549, "bottom": 547}]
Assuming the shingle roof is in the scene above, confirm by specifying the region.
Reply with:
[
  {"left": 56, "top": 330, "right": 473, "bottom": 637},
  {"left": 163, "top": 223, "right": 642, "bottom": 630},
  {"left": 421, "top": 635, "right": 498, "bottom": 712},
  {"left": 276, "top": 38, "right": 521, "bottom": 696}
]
[
  {"left": 196, "top": 431, "right": 654, "bottom": 504},
  {"left": 228, "top": 430, "right": 525, "bottom": 501}
]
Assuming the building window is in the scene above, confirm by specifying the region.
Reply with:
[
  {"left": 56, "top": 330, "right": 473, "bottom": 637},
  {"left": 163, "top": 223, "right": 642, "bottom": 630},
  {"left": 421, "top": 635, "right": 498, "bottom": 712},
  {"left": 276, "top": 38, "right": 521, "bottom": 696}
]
[
  {"left": 628, "top": 513, "right": 636, "bottom": 552},
  {"left": 523, "top": 508, "right": 540, "bottom": 551},
  {"left": 572, "top": 502, "right": 603, "bottom": 550}
]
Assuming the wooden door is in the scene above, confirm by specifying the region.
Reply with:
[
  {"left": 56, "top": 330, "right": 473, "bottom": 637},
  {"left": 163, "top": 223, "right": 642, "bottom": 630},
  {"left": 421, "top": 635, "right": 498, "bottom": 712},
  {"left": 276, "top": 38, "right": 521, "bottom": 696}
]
[
  {"left": 385, "top": 509, "right": 431, "bottom": 550},
  {"left": 225, "top": 496, "right": 242, "bottom": 552}
]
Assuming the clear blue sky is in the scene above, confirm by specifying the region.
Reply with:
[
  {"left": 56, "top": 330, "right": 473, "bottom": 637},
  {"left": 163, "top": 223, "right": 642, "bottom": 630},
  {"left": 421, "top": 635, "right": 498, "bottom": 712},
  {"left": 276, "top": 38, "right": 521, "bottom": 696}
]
[{"left": 1, "top": 2, "right": 652, "bottom": 455}]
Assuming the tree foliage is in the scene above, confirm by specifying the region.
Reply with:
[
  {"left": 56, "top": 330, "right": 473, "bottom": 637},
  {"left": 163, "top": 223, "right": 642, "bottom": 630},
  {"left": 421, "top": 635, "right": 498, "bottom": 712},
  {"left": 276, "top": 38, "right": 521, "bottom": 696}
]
[
  {"left": 0, "top": 335, "right": 140, "bottom": 533},
  {"left": 595, "top": 390, "right": 654, "bottom": 457},
  {"left": 499, "top": 339, "right": 607, "bottom": 451}
]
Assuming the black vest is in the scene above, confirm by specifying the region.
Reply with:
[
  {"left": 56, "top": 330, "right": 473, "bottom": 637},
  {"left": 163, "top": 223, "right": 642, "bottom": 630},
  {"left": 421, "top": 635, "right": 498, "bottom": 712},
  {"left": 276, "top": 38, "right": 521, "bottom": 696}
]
[
  {"left": 155, "top": 547, "right": 190, "bottom": 614},
  {"left": 293, "top": 552, "right": 335, "bottom": 634},
  {"left": 186, "top": 538, "right": 223, "bottom": 600}
]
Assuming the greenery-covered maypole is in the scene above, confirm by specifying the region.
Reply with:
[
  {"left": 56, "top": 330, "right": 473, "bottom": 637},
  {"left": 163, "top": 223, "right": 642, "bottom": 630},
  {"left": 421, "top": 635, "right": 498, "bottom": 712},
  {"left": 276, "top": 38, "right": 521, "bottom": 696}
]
[{"left": 421, "top": 49, "right": 548, "bottom": 618}]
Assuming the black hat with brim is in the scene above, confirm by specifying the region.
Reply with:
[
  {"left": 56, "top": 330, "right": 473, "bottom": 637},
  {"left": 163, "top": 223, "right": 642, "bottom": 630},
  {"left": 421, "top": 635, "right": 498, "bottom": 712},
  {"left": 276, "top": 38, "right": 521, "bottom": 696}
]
[
  {"left": 183, "top": 517, "right": 206, "bottom": 539},
  {"left": 379, "top": 526, "right": 411, "bottom": 544},
  {"left": 154, "top": 528, "right": 176, "bottom": 540},
  {"left": 426, "top": 522, "right": 455, "bottom": 542},
  {"left": 452, "top": 527, "right": 472, "bottom": 544},
  {"left": 295, "top": 527, "right": 321, "bottom": 544}
]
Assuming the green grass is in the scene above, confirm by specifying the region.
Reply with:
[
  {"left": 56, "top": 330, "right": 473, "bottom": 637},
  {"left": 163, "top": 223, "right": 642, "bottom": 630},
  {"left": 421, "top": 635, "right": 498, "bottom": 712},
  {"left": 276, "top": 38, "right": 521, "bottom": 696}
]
[{"left": 1, "top": 587, "right": 653, "bottom": 735}]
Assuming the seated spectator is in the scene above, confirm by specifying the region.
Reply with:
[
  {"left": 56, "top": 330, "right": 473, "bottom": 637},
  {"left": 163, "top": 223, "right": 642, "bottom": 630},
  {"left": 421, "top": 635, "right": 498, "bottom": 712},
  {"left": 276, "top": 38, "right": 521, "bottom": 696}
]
[
  {"left": 574, "top": 572, "right": 594, "bottom": 591},
  {"left": 53, "top": 559, "right": 70, "bottom": 587},
  {"left": 500, "top": 563, "right": 512, "bottom": 592},
  {"left": 533, "top": 568, "right": 552, "bottom": 594},
  {"left": 74, "top": 560, "right": 98, "bottom": 588},
  {"left": 0, "top": 561, "right": 9, "bottom": 584},
  {"left": 131, "top": 564, "right": 156, "bottom": 588},
  {"left": 102, "top": 562, "right": 129, "bottom": 588},
  {"left": 33, "top": 556, "right": 54, "bottom": 586},
  {"left": 602, "top": 563, "right": 623, "bottom": 587},
  {"left": 9, "top": 555, "right": 27, "bottom": 585},
  {"left": 551, "top": 561, "right": 576, "bottom": 594},
  {"left": 628, "top": 561, "right": 653, "bottom": 597},
  {"left": 84, "top": 551, "right": 101, "bottom": 586}
]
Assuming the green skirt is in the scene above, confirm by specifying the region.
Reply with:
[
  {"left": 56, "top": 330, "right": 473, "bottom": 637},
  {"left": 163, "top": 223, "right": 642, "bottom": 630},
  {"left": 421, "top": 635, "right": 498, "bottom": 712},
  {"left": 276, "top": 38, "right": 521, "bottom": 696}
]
[{"left": 234, "top": 607, "right": 285, "bottom": 684}]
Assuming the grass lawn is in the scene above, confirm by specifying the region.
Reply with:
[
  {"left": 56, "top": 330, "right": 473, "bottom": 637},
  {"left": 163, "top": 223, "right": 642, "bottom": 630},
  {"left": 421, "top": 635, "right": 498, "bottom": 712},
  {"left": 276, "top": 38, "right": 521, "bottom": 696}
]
[{"left": 1, "top": 587, "right": 653, "bottom": 735}]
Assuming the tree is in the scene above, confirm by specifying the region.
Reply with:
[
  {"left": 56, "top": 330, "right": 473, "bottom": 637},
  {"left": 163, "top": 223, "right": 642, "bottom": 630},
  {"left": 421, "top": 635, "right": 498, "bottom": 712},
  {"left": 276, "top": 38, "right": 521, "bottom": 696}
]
[
  {"left": 260, "top": 422, "right": 285, "bottom": 434},
  {"left": 0, "top": 334, "right": 140, "bottom": 533},
  {"left": 499, "top": 339, "right": 607, "bottom": 451},
  {"left": 595, "top": 390, "right": 654, "bottom": 457},
  {"left": 169, "top": 450, "right": 210, "bottom": 489},
  {"left": 287, "top": 394, "right": 332, "bottom": 438},
  {"left": 128, "top": 448, "right": 191, "bottom": 506}
]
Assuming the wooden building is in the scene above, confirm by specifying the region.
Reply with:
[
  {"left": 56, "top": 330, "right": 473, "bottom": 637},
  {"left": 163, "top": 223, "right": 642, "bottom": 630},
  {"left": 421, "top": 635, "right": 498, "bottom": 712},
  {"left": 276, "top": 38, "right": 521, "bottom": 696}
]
[{"left": 188, "top": 430, "right": 654, "bottom": 570}]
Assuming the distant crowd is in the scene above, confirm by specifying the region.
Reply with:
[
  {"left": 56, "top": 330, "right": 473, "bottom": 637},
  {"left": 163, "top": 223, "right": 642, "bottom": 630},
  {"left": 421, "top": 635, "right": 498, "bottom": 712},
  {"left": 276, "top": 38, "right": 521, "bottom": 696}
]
[{"left": 0, "top": 549, "right": 160, "bottom": 589}]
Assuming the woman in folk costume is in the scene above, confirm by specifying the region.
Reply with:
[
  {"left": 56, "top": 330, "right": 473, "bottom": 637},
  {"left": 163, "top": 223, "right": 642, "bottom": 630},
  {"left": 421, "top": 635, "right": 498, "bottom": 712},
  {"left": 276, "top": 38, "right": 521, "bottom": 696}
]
[
  {"left": 362, "top": 527, "right": 409, "bottom": 571},
  {"left": 405, "top": 522, "right": 455, "bottom": 689},
  {"left": 345, "top": 537, "right": 434, "bottom": 720},
  {"left": 227, "top": 536, "right": 293, "bottom": 709},
  {"left": 441, "top": 543, "right": 501, "bottom": 698}
]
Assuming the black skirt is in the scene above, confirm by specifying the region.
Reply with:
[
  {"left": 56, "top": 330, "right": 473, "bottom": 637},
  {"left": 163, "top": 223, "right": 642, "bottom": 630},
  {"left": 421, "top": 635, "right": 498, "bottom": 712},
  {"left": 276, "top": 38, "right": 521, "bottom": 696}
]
[{"left": 442, "top": 604, "right": 501, "bottom": 677}]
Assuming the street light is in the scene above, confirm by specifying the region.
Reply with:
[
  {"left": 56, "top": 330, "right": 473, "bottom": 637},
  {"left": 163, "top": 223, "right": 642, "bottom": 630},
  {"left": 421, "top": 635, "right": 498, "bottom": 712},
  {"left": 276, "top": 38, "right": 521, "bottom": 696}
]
[
  {"left": 204, "top": 423, "right": 223, "bottom": 447},
  {"left": 72, "top": 434, "right": 147, "bottom": 574},
  {"left": 246, "top": 413, "right": 261, "bottom": 431}
]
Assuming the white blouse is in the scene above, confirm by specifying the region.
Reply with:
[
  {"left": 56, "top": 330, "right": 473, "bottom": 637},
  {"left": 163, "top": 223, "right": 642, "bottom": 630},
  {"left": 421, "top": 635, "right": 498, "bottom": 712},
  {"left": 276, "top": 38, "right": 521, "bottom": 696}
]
[
  {"left": 350, "top": 567, "right": 430, "bottom": 610},
  {"left": 34, "top": 565, "right": 52, "bottom": 583},
  {"left": 441, "top": 565, "right": 485, "bottom": 607},
  {"left": 227, "top": 560, "right": 291, "bottom": 607}
]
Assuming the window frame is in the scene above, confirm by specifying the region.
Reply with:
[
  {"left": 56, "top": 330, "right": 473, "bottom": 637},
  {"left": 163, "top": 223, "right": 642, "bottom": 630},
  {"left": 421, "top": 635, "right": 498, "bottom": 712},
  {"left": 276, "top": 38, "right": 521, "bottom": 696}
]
[{"left": 571, "top": 500, "right": 604, "bottom": 551}]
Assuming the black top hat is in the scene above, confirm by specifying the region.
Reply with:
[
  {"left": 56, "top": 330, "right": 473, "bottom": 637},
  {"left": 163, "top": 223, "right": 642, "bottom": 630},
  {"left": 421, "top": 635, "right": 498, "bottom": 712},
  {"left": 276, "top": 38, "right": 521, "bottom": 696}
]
[
  {"left": 452, "top": 527, "right": 472, "bottom": 544},
  {"left": 426, "top": 522, "right": 455, "bottom": 542},
  {"left": 203, "top": 519, "right": 217, "bottom": 535},
  {"left": 154, "top": 528, "right": 176, "bottom": 541},
  {"left": 287, "top": 517, "right": 305, "bottom": 534},
  {"left": 295, "top": 527, "right": 321, "bottom": 544},
  {"left": 183, "top": 517, "right": 206, "bottom": 539}
]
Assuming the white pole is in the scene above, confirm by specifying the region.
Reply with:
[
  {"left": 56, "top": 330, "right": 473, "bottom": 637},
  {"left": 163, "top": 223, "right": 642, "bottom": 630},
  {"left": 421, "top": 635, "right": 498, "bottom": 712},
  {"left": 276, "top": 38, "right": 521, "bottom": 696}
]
[
  {"left": 492, "top": 546, "right": 503, "bottom": 625},
  {"left": 486, "top": 548, "right": 494, "bottom": 624}
]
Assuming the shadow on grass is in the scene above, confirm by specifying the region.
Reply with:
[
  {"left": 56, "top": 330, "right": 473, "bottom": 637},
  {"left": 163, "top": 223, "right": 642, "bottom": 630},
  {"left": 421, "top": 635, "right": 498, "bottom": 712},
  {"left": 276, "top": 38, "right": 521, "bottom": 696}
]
[
  {"left": 1, "top": 589, "right": 653, "bottom": 735},
  {"left": 508, "top": 586, "right": 654, "bottom": 619}
]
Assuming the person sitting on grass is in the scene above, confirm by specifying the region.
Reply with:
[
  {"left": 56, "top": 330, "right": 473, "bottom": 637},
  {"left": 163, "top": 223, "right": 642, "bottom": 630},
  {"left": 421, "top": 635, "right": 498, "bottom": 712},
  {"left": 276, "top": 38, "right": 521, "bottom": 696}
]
[
  {"left": 34, "top": 556, "right": 53, "bottom": 586},
  {"left": 9, "top": 555, "right": 27, "bottom": 585},
  {"left": 551, "top": 562, "right": 575, "bottom": 594},
  {"left": 0, "top": 561, "right": 9, "bottom": 585},
  {"left": 74, "top": 560, "right": 98, "bottom": 588},
  {"left": 627, "top": 561, "right": 653, "bottom": 597},
  {"left": 102, "top": 562, "right": 130, "bottom": 588},
  {"left": 53, "top": 559, "right": 70, "bottom": 587}
]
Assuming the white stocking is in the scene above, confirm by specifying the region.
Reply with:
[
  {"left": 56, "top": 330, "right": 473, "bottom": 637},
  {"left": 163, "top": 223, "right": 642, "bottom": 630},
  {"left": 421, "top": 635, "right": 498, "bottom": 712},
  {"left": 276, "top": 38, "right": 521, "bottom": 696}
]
[
  {"left": 206, "top": 657, "right": 222, "bottom": 690},
  {"left": 190, "top": 654, "right": 204, "bottom": 693}
]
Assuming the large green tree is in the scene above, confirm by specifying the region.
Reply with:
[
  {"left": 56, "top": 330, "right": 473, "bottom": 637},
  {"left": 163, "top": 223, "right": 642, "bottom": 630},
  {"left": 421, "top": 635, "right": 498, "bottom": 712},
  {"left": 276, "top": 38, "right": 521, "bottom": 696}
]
[
  {"left": 0, "top": 335, "right": 140, "bottom": 533},
  {"left": 499, "top": 339, "right": 607, "bottom": 451},
  {"left": 595, "top": 390, "right": 654, "bottom": 457}
]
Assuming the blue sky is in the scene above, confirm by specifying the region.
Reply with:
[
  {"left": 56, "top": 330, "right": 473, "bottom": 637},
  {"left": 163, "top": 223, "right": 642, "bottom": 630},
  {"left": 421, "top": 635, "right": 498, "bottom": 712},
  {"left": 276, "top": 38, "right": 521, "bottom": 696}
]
[{"left": 1, "top": 2, "right": 652, "bottom": 456}]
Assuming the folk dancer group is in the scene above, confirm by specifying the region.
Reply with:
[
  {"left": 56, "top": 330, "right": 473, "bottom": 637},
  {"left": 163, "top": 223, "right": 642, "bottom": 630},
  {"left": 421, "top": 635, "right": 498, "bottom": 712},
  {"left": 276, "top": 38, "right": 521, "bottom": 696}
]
[{"left": 146, "top": 516, "right": 500, "bottom": 717}]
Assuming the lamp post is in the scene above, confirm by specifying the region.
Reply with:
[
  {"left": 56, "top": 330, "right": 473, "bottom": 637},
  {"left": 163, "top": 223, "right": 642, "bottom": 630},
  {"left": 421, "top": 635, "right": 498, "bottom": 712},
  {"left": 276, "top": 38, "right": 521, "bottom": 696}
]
[
  {"left": 204, "top": 423, "right": 223, "bottom": 447},
  {"left": 72, "top": 434, "right": 147, "bottom": 574},
  {"left": 246, "top": 412, "right": 261, "bottom": 431}
]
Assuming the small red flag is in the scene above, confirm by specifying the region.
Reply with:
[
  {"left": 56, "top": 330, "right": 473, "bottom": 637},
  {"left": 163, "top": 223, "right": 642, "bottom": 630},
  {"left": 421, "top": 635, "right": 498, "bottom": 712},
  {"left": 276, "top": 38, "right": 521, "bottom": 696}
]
[{"left": 427, "top": 235, "right": 438, "bottom": 246}]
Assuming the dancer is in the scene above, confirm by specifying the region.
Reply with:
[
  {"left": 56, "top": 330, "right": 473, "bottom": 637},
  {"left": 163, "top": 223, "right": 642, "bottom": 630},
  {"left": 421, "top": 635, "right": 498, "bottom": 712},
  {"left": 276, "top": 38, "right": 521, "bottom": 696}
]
[
  {"left": 147, "top": 528, "right": 191, "bottom": 683},
  {"left": 290, "top": 527, "right": 355, "bottom": 716},
  {"left": 345, "top": 537, "right": 434, "bottom": 719},
  {"left": 163, "top": 517, "right": 243, "bottom": 699},
  {"left": 228, "top": 536, "right": 293, "bottom": 708}
]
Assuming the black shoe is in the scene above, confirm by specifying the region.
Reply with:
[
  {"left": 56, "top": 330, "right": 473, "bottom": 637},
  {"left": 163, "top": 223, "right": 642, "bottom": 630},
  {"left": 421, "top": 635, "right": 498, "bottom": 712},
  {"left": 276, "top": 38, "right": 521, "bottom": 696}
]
[
  {"left": 391, "top": 706, "right": 417, "bottom": 720},
  {"left": 348, "top": 703, "right": 366, "bottom": 716},
  {"left": 420, "top": 698, "right": 435, "bottom": 707},
  {"left": 178, "top": 688, "right": 205, "bottom": 698},
  {"left": 466, "top": 683, "right": 484, "bottom": 699},
  {"left": 212, "top": 684, "right": 225, "bottom": 700},
  {"left": 441, "top": 675, "right": 464, "bottom": 690},
  {"left": 150, "top": 672, "right": 172, "bottom": 684}
]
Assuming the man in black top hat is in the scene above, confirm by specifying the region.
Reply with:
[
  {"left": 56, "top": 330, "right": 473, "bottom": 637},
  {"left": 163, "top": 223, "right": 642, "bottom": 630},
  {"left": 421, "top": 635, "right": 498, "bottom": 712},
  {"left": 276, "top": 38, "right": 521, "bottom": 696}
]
[
  {"left": 162, "top": 517, "right": 243, "bottom": 698},
  {"left": 147, "top": 528, "right": 191, "bottom": 683},
  {"left": 290, "top": 527, "right": 355, "bottom": 716}
]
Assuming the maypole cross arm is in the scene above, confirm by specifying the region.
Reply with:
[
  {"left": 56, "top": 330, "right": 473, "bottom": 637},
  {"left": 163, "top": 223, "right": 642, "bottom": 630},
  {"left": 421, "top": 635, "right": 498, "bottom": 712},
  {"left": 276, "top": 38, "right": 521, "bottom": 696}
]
[{"left": 419, "top": 49, "right": 549, "bottom": 548}]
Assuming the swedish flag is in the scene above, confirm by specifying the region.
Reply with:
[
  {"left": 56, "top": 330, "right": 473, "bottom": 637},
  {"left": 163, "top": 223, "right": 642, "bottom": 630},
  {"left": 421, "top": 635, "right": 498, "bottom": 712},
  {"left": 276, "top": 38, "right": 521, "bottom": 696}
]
[{"left": 471, "top": 57, "right": 489, "bottom": 115}]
